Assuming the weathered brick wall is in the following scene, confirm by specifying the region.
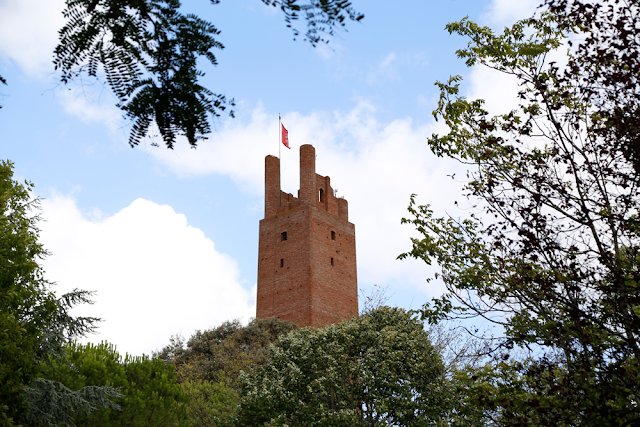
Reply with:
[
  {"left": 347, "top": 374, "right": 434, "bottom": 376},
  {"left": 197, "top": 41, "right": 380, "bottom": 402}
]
[{"left": 256, "top": 144, "right": 358, "bottom": 327}]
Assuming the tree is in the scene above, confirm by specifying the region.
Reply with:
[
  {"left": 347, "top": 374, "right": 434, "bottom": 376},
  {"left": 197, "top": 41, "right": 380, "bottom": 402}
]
[
  {"left": 41, "top": 341, "right": 187, "bottom": 426},
  {"left": 0, "top": 160, "right": 119, "bottom": 426},
  {"left": 235, "top": 307, "right": 448, "bottom": 427},
  {"left": 159, "top": 317, "right": 298, "bottom": 389},
  {"left": 399, "top": 1, "right": 640, "bottom": 424},
  {"left": 0, "top": 160, "right": 49, "bottom": 424},
  {"left": 157, "top": 316, "right": 298, "bottom": 426},
  {"left": 53, "top": 0, "right": 364, "bottom": 148}
]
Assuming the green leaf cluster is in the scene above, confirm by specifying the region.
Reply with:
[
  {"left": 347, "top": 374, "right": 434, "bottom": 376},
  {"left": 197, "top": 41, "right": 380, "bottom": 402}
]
[
  {"left": 159, "top": 317, "right": 298, "bottom": 390},
  {"left": 42, "top": 341, "right": 187, "bottom": 426},
  {"left": 0, "top": 160, "right": 120, "bottom": 426},
  {"left": 235, "top": 307, "right": 448, "bottom": 427},
  {"left": 157, "top": 317, "right": 298, "bottom": 426},
  {"left": 56, "top": 0, "right": 232, "bottom": 148},
  {"left": 53, "top": 0, "right": 363, "bottom": 149},
  {"left": 180, "top": 380, "right": 238, "bottom": 427},
  {"left": 0, "top": 160, "right": 55, "bottom": 424},
  {"left": 260, "top": 0, "right": 364, "bottom": 47}
]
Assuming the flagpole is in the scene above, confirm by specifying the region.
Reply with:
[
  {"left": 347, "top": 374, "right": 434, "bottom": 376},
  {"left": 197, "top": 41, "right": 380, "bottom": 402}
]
[{"left": 278, "top": 114, "right": 281, "bottom": 160}]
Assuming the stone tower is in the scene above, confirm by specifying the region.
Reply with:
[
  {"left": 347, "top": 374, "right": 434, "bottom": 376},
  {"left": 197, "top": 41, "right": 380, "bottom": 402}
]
[{"left": 256, "top": 144, "right": 358, "bottom": 327}]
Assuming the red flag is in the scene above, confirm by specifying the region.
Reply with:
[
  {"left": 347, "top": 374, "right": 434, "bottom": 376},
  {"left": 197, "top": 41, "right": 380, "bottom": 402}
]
[{"left": 281, "top": 123, "right": 290, "bottom": 149}]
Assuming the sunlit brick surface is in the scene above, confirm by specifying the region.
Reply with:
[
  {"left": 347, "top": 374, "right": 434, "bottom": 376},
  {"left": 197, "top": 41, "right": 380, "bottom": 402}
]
[{"left": 257, "top": 145, "right": 358, "bottom": 327}]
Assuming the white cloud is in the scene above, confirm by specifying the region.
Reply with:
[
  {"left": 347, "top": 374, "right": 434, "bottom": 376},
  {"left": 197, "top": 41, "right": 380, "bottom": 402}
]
[
  {"left": 0, "top": 0, "right": 66, "bottom": 77},
  {"left": 58, "top": 85, "right": 123, "bottom": 132},
  {"left": 39, "top": 195, "right": 255, "bottom": 357},
  {"left": 481, "top": 0, "right": 541, "bottom": 27},
  {"left": 468, "top": 64, "right": 522, "bottom": 116},
  {"left": 366, "top": 52, "right": 398, "bottom": 84},
  {"left": 315, "top": 41, "right": 346, "bottom": 61},
  {"left": 380, "top": 52, "right": 396, "bottom": 69},
  {"left": 152, "top": 104, "right": 273, "bottom": 193},
  {"left": 151, "top": 100, "right": 466, "bottom": 303}
]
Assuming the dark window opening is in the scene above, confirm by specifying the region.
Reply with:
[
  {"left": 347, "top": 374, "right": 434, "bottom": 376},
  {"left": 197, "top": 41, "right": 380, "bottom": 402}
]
[
  {"left": 280, "top": 259, "right": 284, "bottom": 268},
  {"left": 331, "top": 257, "right": 334, "bottom": 266},
  {"left": 319, "top": 188, "right": 324, "bottom": 203},
  {"left": 331, "top": 231, "right": 336, "bottom": 240},
  {"left": 281, "top": 231, "right": 287, "bottom": 241}
]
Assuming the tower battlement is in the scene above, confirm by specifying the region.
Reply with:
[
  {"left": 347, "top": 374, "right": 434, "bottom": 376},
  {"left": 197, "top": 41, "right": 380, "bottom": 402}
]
[
  {"left": 257, "top": 144, "right": 358, "bottom": 327},
  {"left": 264, "top": 146, "right": 349, "bottom": 220}
]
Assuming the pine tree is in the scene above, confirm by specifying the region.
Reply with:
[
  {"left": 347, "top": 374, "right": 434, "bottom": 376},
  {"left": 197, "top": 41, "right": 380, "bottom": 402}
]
[{"left": 0, "top": 160, "right": 121, "bottom": 426}]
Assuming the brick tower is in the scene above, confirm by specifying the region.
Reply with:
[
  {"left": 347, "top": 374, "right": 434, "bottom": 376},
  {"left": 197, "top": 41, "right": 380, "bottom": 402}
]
[{"left": 256, "top": 144, "right": 358, "bottom": 327}]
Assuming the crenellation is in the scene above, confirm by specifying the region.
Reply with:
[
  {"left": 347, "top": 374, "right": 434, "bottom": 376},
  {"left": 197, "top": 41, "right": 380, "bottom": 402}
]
[
  {"left": 337, "top": 198, "right": 349, "bottom": 221},
  {"left": 277, "top": 191, "right": 300, "bottom": 214},
  {"left": 264, "top": 155, "right": 281, "bottom": 218},
  {"left": 299, "top": 144, "right": 317, "bottom": 205},
  {"left": 315, "top": 174, "right": 338, "bottom": 216}
]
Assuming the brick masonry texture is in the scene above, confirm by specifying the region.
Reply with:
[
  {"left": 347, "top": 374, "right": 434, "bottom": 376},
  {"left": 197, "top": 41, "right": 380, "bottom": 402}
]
[{"left": 257, "top": 144, "right": 358, "bottom": 327}]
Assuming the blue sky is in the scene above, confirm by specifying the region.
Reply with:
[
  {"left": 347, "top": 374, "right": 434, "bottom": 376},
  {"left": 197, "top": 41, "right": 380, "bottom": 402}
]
[{"left": 0, "top": 0, "right": 538, "bottom": 356}]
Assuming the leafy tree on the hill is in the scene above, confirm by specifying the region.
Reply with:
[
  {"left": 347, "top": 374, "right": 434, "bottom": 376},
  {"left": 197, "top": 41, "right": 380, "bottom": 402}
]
[
  {"left": 0, "top": 160, "right": 119, "bottom": 426},
  {"left": 42, "top": 341, "right": 187, "bottom": 427},
  {"left": 50, "top": 0, "right": 363, "bottom": 149},
  {"left": 235, "top": 307, "right": 448, "bottom": 427},
  {"left": 157, "top": 316, "right": 298, "bottom": 426},
  {"left": 159, "top": 316, "right": 298, "bottom": 389},
  {"left": 399, "top": 0, "right": 640, "bottom": 424}
]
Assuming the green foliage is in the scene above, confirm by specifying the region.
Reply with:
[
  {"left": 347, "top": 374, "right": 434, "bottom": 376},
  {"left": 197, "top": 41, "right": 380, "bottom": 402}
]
[
  {"left": 259, "top": 0, "right": 364, "bottom": 47},
  {"left": 159, "top": 317, "right": 298, "bottom": 391},
  {"left": 0, "top": 161, "right": 109, "bottom": 426},
  {"left": 56, "top": 0, "right": 232, "bottom": 149},
  {"left": 157, "top": 317, "right": 297, "bottom": 426},
  {"left": 0, "top": 160, "right": 37, "bottom": 421},
  {"left": 18, "top": 289, "right": 121, "bottom": 427},
  {"left": 54, "top": 0, "right": 363, "bottom": 149},
  {"left": 42, "top": 341, "right": 187, "bottom": 426},
  {"left": 545, "top": 0, "right": 640, "bottom": 174},
  {"left": 20, "top": 378, "right": 121, "bottom": 427},
  {"left": 181, "top": 380, "right": 237, "bottom": 427},
  {"left": 400, "top": 2, "right": 640, "bottom": 424},
  {"left": 0, "top": 159, "right": 51, "bottom": 424},
  {"left": 235, "top": 307, "right": 448, "bottom": 427},
  {"left": 0, "top": 160, "right": 121, "bottom": 426}
]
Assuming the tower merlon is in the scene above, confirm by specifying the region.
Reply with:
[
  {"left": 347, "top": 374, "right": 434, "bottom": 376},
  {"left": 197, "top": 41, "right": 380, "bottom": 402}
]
[
  {"left": 299, "top": 144, "right": 317, "bottom": 205},
  {"left": 337, "top": 198, "right": 348, "bottom": 221},
  {"left": 265, "top": 155, "right": 281, "bottom": 218}
]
